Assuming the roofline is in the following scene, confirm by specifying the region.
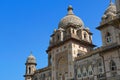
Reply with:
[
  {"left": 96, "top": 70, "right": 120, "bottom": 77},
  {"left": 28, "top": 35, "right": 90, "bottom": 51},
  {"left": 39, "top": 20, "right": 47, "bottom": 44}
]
[
  {"left": 96, "top": 17, "right": 120, "bottom": 30},
  {"left": 75, "top": 42, "right": 120, "bottom": 61},
  {"left": 46, "top": 37, "right": 96, "bottom": 53}
]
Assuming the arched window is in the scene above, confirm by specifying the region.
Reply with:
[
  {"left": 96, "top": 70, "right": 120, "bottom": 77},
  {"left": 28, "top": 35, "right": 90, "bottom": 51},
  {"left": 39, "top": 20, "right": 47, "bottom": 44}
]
[
  {"left": 88, "top": 65, "right": 93, "bottom": 76},
  {"left": 98, "top": 61, "right": 103, "bottom": 74},
  {"left": 110, "top": 60, "right": 117, "bottom": 71},
  {"left": 106, "top": 32, "right": 112, "bottom": 43},
  {"left": 49, "top": 55, "right": 52, "bottom": 65},
  {"left": 84, "top": 32, "right": 87, "bottom": 39},
  {"left": 29, "top": 67, "right": 31, "bottom": 74},
  {"left": 57, "top": 34, "right": 60, "bottom": 41},
  {"left": 110, "top": 60, "right": 117, "bottom": 77},
  {"left": 83, "top": 67, "right": 87, "bottom": 77},
  {"left": 72, "top": 29, "right": 74, "bottom": 34},
  {"left": 77, "top": 68, "right": 82, "bottom": 78}
]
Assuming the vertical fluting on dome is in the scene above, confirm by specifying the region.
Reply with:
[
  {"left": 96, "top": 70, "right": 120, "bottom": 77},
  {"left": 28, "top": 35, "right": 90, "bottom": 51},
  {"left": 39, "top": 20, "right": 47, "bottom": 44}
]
[
  {"left": 58, "top": 5, "right": 84, "bottom": 29},
  {"left": 67, "top": 5, "right": 74, "bottom": 15}
]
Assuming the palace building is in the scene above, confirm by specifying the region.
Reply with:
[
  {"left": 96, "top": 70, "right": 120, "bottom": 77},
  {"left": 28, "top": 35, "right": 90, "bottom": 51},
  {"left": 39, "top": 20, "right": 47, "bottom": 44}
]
[{"left": 24, "top": 0, "right": 120, "bottom": 80}]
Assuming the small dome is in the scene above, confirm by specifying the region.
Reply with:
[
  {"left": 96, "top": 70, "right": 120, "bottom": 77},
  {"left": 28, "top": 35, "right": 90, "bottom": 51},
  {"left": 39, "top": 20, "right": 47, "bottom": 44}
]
[
  {"left": 26, "top": 53, "right": 36, "bottom": 64},
  {"left": 102, "top": 1, "right": 116, "bottom": 19},
  {"left": 58, "top": 5, "right": 84, "bottom": 29}
]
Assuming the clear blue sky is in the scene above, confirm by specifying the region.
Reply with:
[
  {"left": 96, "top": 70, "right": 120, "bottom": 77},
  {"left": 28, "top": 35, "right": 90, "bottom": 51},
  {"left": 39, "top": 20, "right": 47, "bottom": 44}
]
[{"left": 0, "top": 0, "right": 114, "bottom": 80}]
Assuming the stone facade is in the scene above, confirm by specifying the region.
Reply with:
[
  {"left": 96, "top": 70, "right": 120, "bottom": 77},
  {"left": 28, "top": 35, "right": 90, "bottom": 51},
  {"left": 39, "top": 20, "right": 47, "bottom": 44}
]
[{"left": 24, "top": 0, "right": 120, "bottom": 80}]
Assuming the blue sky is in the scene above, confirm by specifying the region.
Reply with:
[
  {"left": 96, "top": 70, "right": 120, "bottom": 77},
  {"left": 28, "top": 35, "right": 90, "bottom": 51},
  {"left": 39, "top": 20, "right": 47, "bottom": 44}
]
[{"left": 0, "top": 0, "right": 114, "bottom": 80}]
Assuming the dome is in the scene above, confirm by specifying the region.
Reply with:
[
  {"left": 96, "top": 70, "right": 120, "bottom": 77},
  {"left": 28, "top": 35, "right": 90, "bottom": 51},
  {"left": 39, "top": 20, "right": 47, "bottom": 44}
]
[
  {"left": 106, "top": 2, "right": 116, "bottom": 13},
  {"left": 26, "top": 53, "right": 36, "bottom": 64},
  {"left": 102, "top": 1, "right": 116, "bottom": 19},
  {"left": 58, "top": 5, "right": 84, "bottom": 29}
]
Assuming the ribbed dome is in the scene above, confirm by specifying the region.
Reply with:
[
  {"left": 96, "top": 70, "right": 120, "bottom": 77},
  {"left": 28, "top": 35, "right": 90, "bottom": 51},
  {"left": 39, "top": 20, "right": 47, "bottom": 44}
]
[
  {"left": 26, "top": 53, "right": 36, "bottom": 64},
  {"left": 58, "top": 5, "right": 84, "bottom": 29}
]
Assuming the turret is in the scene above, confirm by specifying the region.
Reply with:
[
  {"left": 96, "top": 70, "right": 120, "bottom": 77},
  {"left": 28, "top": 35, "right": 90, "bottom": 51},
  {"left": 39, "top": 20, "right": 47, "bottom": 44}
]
[
  {"left": 115, "top": 0, "right": 120, "bottom": 16},
  {"left": 24, "top": 52, "right": 37, "bottom": 80},
  {"left": 97, "top": 1, "right": 120, "bottom": 46}
]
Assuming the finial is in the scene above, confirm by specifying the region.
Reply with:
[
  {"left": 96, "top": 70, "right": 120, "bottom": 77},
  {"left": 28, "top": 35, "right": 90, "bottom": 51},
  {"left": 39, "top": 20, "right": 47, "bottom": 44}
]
[
  {"left": 30, "top": 51, "right": 33, "bottom": 56},
  {"left": 109, "top": 0, "right": 114, "bottom": 5},
  {"left": 110, "top": 0, "right": 112, "bottom": 3},
  {"left": 67, "top": 5, "right": 74, "bottom": 15}
]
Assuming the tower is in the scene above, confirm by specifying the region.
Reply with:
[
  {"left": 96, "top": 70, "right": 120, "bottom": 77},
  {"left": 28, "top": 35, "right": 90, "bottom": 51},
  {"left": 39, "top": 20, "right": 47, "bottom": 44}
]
[
  {"left": 115, "top": 0, "right": 120, "bottom": 16},
  {"left": 47, "top": 5, "right": 95, "bottom": 80},
  {"left": 24, "top": 53, "right": 37, "bottom": 80},
  {"left": 97, "top": 1, "right": 120, "bottom": 46}
]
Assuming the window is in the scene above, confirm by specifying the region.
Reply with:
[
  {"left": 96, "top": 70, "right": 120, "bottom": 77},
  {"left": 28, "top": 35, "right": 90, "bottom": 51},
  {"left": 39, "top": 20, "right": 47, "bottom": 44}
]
[
  {"left": 72, "top": 29, "right": 74, "bottom": 34},
  {"left": 57, "top": 35, "right": 60, "bottom": 41},
  {"left": 29, "top": 67, "right": 31, "bottom": 74},
  {"left": 110, "top": 60, "right": 116, "bottom": 71},
  {"left": 77, "top": 68, "right": 82, "bottom": 78},
  {"left": 119, "top": 33, "right": 120, "bottom": 42},
  {"left": 98, "top": 61, "right": 103, "bottom": 73},
  {"left": 49, "top": 55, "right": 52, "bottom": 65},
  {"left": 110, "top": 60, "right": 117, "bottom": 77},
  {"left": 110, "top": 60, "right": 117, "bottom": 71},
  {"left": 106, "top": 32, "right": 112, "bottom": 43},
  {"left": 88, "top": 65, "right": 93, "bottom": 76},
  {"left": 84, "top": 32, "right": 87, "bottom": 39},
  {"left": 83, "top": 67, "right": 87, "bottom": 77}
]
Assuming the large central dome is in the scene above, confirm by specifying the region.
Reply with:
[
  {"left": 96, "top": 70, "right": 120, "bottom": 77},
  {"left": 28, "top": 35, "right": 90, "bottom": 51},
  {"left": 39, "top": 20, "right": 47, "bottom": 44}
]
[{"left": 58, "top": 5, "right": 84, "bottom": 29}]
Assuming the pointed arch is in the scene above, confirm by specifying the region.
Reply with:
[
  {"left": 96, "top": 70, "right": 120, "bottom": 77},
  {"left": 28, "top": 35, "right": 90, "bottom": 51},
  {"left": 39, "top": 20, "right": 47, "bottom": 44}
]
[
  {"left": 106, "top": 32, "right": 112, "bottom": 43},
  {"left": 110, "top": 60, "right": 117, "bottom": 77},
  {"left": 77, "top": 68, "right": 82, "bottom": 78},
  {"left": 88, "top": 65, "right": 93, "bottom": 76},
  {"left": 110, "top": 60, "right": 117, "bottom": 71},
  {"left": 83, "top": 67, "right": 87, "bottom": 77}
]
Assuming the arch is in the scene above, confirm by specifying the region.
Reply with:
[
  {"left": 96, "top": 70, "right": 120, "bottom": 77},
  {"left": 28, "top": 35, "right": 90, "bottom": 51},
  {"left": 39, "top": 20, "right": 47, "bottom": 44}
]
[
  {"left": 49, "top": 55, "right": 52, "bottom": 65},
  {"left": 29, "top": 67, "right": 31, "bottom": 74},
  {"left": 110, "top": 60, "right": 117, "bottom": 77},
  {"left": 88, "top": 65, "right": 93, "bottom": 76},
  {"left": 106, "top": 32, "right": 112, "bottom": 43},
  {"left": 83, "top": 67, "right": 87, "bottom": 77},
  {"left": 97, "top": 60, "right": 103, "bottom": 73},
  {"left": 84, "top": 32, "right": 87, "bottom": 39},
  {"left": 57, "top": 34, "right": 60, "bottom": 41},
  {"left": 77, "top": 68, "right": 82, "bottom": 78},
  {"left": 57, "top": 57, "right": 68, "bottom": 80},
  {"left": 110, "top": 60, "right": 117, "bottom": 71}
]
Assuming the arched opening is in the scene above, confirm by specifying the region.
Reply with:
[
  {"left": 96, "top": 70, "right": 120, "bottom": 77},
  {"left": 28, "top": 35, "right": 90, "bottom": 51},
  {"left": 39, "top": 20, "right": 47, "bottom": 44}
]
[
  {"left": 57, "top": 34, "right": 60, "bottom": 41},
  {"left": 49, "top": 55, "right": 52, "bottom": 65},
  {"left": 84, "top": 32, "right": 87, "bottom": 39},
  {"left": 77, "top": 68, "right": 82, "bottom": 78},
  {"left": 88, "top": 65, "right": 93, "bottom": 76},
  {"left": 98, "top": 61, "right": 103, "bottom": 74},
  {"left": 29, "top": 67, "right": 31, "bottom": 74},
  {"left": 83, "top": 67, "right": 87, "bottom": 77},
  {"left": 110, "top": 60, "right": 117, "bottom": 77},
  {"left": 57, "top": 57, "right": 68, "bottom": 80},
  {"left": 106, "top": 32, "right": 112, "bottom": 43}
]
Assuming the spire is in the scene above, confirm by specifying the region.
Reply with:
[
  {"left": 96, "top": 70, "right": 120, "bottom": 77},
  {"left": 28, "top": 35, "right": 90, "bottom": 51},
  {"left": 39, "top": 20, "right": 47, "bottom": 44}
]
[{"left": 67, "top": 5, "right": 74, "bottom": 15}]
